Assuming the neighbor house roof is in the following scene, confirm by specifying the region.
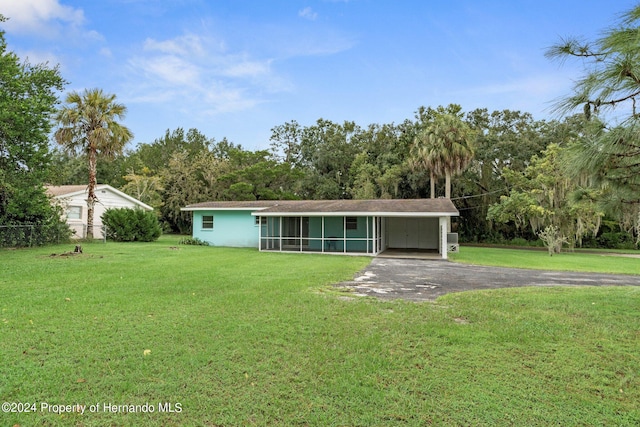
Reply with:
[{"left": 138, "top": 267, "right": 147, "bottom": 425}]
[
  {"left": 46, "top": 185, "right": 88, "bottom": 197},
  {"left": 182, "top": 199, "right": 458, "bottom": 217},
  {"left": 46, "top": 184, "right": 153, "bottom": 211}
]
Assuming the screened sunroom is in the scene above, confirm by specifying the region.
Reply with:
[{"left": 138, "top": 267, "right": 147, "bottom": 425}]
[{"left": 257, "top": 215, "right": 384, "bottom": 255}]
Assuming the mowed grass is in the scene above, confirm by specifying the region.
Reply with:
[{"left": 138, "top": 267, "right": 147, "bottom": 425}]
[
  {"left": 450, "top": 245, "right": 640, "bottom": 275},
  {"left": 0, "top": 237, "right": 638, "bottom": 426}
]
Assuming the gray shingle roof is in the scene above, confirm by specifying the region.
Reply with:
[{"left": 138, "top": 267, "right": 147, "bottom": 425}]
[
  {"left": 183, "top": 199, "right": 458, "bottom": 215},
  {"left": 183, "top": 200, "right": 289, "bottom": 209},
  {"left": 45, "top": 185, "right": 88, "bottom": 197}
]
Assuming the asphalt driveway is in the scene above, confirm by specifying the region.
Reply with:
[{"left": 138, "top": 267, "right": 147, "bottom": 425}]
[{"left": 336, "top": 258, "right": 640, "bottom": 301}]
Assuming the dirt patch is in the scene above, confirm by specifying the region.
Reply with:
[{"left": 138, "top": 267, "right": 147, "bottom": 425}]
[
  {"left": 50, "top": 245, "right": 84, "bottom": 257},
  {"left": 599, "top": 253, "right": 640, "bottom": 259}
]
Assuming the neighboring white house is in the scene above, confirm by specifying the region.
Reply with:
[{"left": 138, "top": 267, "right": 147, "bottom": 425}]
[{"left": 46, "top": 184, "right": 153, "bottom": 239}]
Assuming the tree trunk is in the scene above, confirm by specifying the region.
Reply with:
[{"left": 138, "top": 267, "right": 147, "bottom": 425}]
[
  {"left": 429, "top": 172, "right": 435, "bottom": 199},
  {"left": 445, "top": 171, "right": 452, "bottom": 232},
  {"left": 445, "top": 171, "right": 451, "bottom": 199},
  {"left": 86, "top": 148, "right": 98, "bottom": 239}
]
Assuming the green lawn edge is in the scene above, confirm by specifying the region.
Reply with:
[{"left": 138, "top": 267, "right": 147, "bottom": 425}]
[{"left": 450, "top": 245, "right": 640, "bottom": 275}]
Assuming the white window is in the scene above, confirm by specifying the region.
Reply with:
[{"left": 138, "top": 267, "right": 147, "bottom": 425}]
[
  {"left": 202, "top": 215, "right": 214, "bottom": 229},
  {"left": 67, "top": 206, "right": 82, "bottom": 220}
]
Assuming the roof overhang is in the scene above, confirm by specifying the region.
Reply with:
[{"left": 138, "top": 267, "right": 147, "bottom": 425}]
[
  {"left": 46, "top": 184, "right": 153, "bottom": 211},
  {"left": 181, "top": 207, "right": 270, "bottom": 212},
  {"left": 251, "top": 211, "right": 456, "bottom": 217}
]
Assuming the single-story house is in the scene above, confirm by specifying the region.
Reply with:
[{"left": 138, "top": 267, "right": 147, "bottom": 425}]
[
  {"left": 181, "top": 199, "right": 459, "bottom": 259},
  {"left": 46, "top": 184, "right": 153, "bottom": 239}
]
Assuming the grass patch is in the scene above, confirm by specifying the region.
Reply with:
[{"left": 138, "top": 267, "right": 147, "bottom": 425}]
[
  {"left": 450, "top": 245, "right": 640, "bottom": 275},
  {"left": 1, "top": 236, "right": 639, "bottom": 425}
]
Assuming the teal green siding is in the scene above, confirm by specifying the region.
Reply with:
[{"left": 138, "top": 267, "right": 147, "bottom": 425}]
[
  {"left": 308, "top": 217, "right": 323, "bottom": 251},
  {"left": 323, "top": 217, "right": 343, "bottom": 238},
  {"left": 345, "top": 216, "right": 370, "bottom": 252},
  {"left": 192, "top": 210, "right": 258, "bottom": 247}
]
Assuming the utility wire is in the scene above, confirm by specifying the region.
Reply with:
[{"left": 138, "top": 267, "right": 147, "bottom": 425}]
[{"left": 450, "top": 188, "right": 507, "bottom": 201}]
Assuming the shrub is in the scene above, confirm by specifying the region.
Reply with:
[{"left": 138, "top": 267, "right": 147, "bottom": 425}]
[
  {"left": 508, "top": 237, "right": 530, "bottom": 247},
  {"left": 596, "top": 231, "right": 634, "bottom": 249},
  {"left": 178, "top": 237, "right": 210, "bottom": 246},
  {"left": 538, "top": 225, "right": 568, "bottom": 256},
  {"left": 102, "top": 208, "right": 162, "bottom": 242},
  {"left": 0, "top": 196, "right": 71, "bottom": 248}
]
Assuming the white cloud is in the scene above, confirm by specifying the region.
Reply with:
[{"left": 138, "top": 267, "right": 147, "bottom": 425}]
[
  {"left": 269, "top": 26, "right": 357, "bottom": 57},
  {"left": 123, "top": 18, "right": 355, "bottom": 121},
  {"left": 219, "top": 55, "right": 272, "bottom": 78},
  {"left": 126, "top": 32, "right": 279, "bottom": 116},
  {"left": 441, "top": 72, "right": 578, "bottom": 118},
  {"left": 299, "top": 7, "right": 318, "bottom": 21},
  {"left": 136, "top": 55, "right": 201, "bottom": 86},
  {"left": 202, "top": 84, "right": 262, "bottom": 114},
  {"left": 463, "top": 74, "right": 570, "bottom": 98},
  {"left": 0, "top": 0, "right": 84, "bottom": 35},
  {"left": 143, "top": 33, "right": 211, "bottom": 57},
  {"left": 100, "top": 47, "right": 113, "bottom": 58}
]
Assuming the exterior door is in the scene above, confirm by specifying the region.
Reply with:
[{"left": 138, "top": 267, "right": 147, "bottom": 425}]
[
  {"left": 405, "top": 218, "right": 420, "bottom": 248},
  {"left": 387, "top": 218, "right": 438, "bottom": 249},
  {"left": 387, "top": 218, "right": 407, "bottom": 248}
]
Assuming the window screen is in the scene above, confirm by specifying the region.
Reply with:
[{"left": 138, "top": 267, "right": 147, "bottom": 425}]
[
  {"left": 346, "top": 217, "right": 358, "bottom": 230},
  {"left": 202, "top": 215, "right": 214, "bottom": 229},
  {"left": 67, "top": 206, "right": 82, "bottom": 220}
]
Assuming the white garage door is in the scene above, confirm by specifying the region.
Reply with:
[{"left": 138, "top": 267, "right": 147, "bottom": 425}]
[{"left": 387, "top": 217, "right": 438, "bottom": 249}]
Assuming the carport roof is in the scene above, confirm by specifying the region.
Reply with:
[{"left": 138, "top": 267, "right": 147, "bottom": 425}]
[{"left": 182, "top": 199, "right": 459, "bottom": 216}]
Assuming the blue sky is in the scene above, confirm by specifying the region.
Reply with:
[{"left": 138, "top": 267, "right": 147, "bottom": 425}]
[{"left": 1, "top": 0, "right": 637, "bottom": 150}]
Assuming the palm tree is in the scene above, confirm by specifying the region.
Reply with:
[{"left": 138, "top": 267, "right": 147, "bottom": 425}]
[
  {"left": 410, "top": 113, "right": 475, "bottom": 199},
  {"left": 55, "top": 89, "right": 133, "bottom": 239}
]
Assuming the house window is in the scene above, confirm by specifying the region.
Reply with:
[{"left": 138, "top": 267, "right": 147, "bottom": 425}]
[
  {"left": 255, "top": 216, "right": 266, "bottom": 225},
  {"left": 346, "top": 217, "right": 358, "bottom": 230},
  {"left": 202, "top": 215, "right": 214, "bottom": 229},
  {"left": 67, "top": 206, "right": 82, "bottom": 220}
]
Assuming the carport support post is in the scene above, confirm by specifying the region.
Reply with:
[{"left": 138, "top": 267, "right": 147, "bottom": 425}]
[{"left": 439, "top": 216, "right": 448, "bottom": 260}]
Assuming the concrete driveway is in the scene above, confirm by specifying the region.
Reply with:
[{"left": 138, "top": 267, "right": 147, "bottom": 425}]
[{"left": 336, "top": 258, "right": 640, "bottom": 301}]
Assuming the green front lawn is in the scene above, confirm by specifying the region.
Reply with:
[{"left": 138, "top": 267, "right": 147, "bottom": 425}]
[
  {"left": 1, "top": 237, "right": 638, "bottom": 425},
  {"left": 450, "top": 245, "right": 640, "bottom": 275}
]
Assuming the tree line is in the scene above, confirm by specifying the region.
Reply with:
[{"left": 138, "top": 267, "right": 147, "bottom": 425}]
[
  {"left": 45, "top": 108, "right": 637, "bottom": 248},
  {"left": 48, "top": 108, "right": 546, "bottom": 235}
]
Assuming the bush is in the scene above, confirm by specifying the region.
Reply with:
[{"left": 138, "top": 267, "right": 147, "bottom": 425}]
[
  {"left": 102, "top": 208, "right": 162, "bottom": 242},
  {"left": 538, "top": 225, "right": 568, "bottom": 256},
  {"left": 0, "top": 220, "right": 71, "bottom": 247},
  {"left": 596, "top": 231, "right": 634, "bottom": 249},
  {"left": 0, "top": 191, "right": 71, "bottom": 248},
  {"left": 178, "top": 237, "right": 209, "bottom": 246},
  {"left": 508, "top": 237, "right": 531, "bottom": 247}
]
